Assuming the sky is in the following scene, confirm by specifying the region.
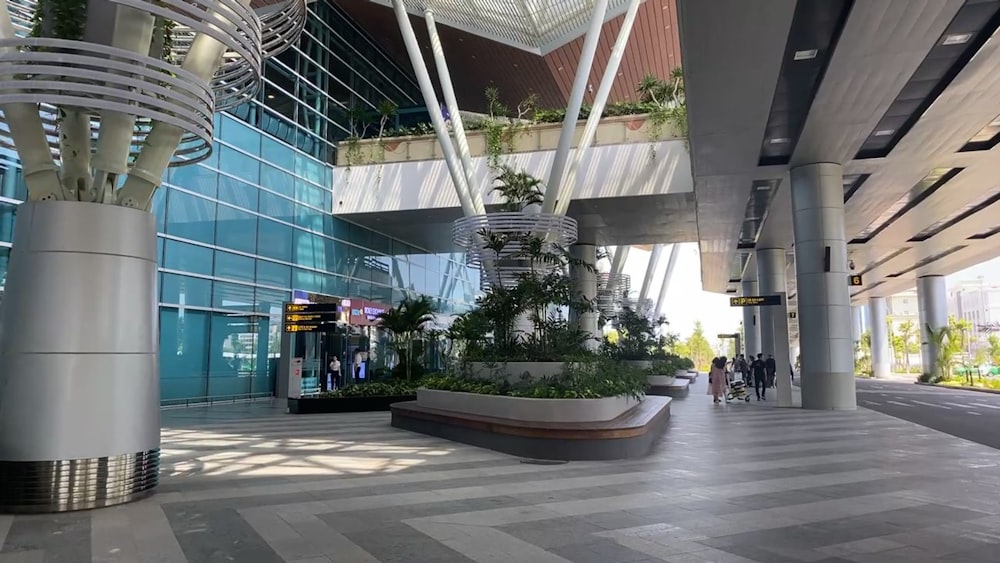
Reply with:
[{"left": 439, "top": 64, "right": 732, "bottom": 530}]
[{"left": 621, "top": 248, "right": 1000, "bottom": 346}]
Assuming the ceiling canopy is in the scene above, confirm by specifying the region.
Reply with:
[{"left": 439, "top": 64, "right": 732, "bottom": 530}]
[{"left": 364, "top": 0, "right": 640, "bottom": 54}]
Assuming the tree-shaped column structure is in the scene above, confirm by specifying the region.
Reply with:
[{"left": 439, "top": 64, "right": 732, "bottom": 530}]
[{"left": 0, "top": 0, "right": 305, "bottom": 513}]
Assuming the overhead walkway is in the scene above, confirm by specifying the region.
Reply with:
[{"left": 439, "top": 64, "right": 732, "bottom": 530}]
[{"left": 332, "top": 119, "right": 696, "bottom": 251}]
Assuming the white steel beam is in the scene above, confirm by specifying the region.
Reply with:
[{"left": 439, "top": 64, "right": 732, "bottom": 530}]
[
  {"left": 639, "top": 244, "right": 664, "bottom": 302},
  {"left": 391, "top": 0, "right": 478, "bottom": 217},
  {"left": 425, "top": 9, "right": 485, "bottom": 215},
  {"left": 554, "top": 0, "right": 642, "bottom": 215},
  {"left": 541, "top": 0, "right": 610, "bottom": 213},
  {"left": 655, "top": 244, "right": 679, "bottom": 317}
]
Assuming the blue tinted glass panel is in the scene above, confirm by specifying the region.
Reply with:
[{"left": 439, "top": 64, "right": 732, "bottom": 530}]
[
  {"left": 331, "top": 217, "right": 350, "bottom": 241},
  {"left": 151, "top": 188, "right": 167, "bottom": 232},
  {"left": 159, "top": 308, "right": 210, "bottom": 402},
  {"left": 218, "top": 175, "right": 259, "bottom": 212},
  {"left": 218, "top": 145, "right": 261, "bottom": 184},
  {"left": 255, "top": 287, "right": 288, "bottom": 313},
  {"left": 215, "top": 205, "right": 258, "bottom": 255},
  {"left": 293, "top": 203, "right": 326, "bottom": 234},
  {"left": 348, "top": 222, "right": 372, "bottom": 249},
  {"left": 165, "top": 190, "right": 216, "bottom": 244},
  {"left": 292, "top": 268, "right": 325, "bottom": 294},
  {"left": 260, "top": 191, "right": 295, "bottom": 223},
  {"left": 215, "top": 251, "right": 256, "bottom": 283},
  {"left": 295, "top": 179, "right": 327, "bottom": 209},
  {"left": 261, "top": 165, "right": 294, "bottom": 197},
  {"left": 327, "top": 274, "right": 348, "bottom": 297},
  {"left": 262, "top": 136, "right": 295, "bottom": 172},
  {"left": 221, "top": 115, "right": 262, "bottom": 155},
  {"left": 0, "top": 203, "right": 14, "bottom": 243},
  {"left": 295, "top": 152, "right": 326, "bottom": 185},
  {"left": 207, "top": 313, "right": 253, "bottom": 397},
  {"left": 370, "top": 283, "right": 392, "bottom": 306},
  {"left": 257, "top": 218, "right": 293, "bottom": 262},
  {"left": 213, "top": 280, "right": 255, "bottom": 309},
  {"left": 169, "top": 165, "right": 218, "bottom": 198},
  {"left": 292, "top": 230, "right": 329, "bottom": 271},
  {"left": 370, "top": 232, "right": 391, "bottom": 255},
  {"left": 160, "top": 273, "right": 212, "bottom": 307},
  {"left": 256, "top": 259, "right": 291, "bottom": 288},
  {"left": 162, "top": 239, "right": 214, "bottom": 275},
  {"left": 349, "top": 279, "right": 371, "bottom": 300}
]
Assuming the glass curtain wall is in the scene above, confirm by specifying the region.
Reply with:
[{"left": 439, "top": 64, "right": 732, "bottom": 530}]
[{"left": 0, "top": 0, "right": 477, "bottom": 404}]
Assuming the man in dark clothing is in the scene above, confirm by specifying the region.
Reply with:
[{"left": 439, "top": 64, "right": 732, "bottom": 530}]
[
  {"left": 751, "top": 353, "right": 767, "bottom": 400},
  {"left": 765, "top": 354, "right": 777, "bottom": 388}
]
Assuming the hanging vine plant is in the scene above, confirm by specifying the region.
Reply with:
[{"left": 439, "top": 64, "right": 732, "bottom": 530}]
[{"left": 479, "top": 87, "right": 536, "bottom": 171}]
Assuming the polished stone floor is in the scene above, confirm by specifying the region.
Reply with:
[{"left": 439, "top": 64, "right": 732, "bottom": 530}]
[{"left": 4, "top": 379, "right": 1000, "bottom": 562}]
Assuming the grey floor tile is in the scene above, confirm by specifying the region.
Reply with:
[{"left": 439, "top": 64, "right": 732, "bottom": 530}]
[
  {"left": 548, "top": 538, "right": 653, "bottom": 563},
  {"left": 0, "top": 513, "right": 90, "bottom": 563},
  {"left": 343, "top": 523, "right": 474, "bottom": 563},
  {"left": 163, "top": 506, "right": 283, "bottom": 563}
]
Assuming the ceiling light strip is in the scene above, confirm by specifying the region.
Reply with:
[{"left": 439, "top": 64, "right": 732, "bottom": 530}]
[
  {"left": 850, "top": 168, "right": 963, "bottom": 243},
  {"left": 885, "top": 245, "right": 967, "bottom": 278},
  {"left": 757, "top": 0, "right": 856, "bottom": 166},
  {"left": 856, "top": 0, "right": 1000, "bottom": 159},
  {"left": 909, "top": 189, "right": 1000, "bottom": 242}
]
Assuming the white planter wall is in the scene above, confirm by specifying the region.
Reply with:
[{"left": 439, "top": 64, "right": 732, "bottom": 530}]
[
  {"left": 417, "top": 389, "right": 642, "bottom": 423},
  {"left": 647, "top": 375, "right": 677, "bottom": 387},
  {"left": 467, "top": 361, "right": 565, "bottom": 381}
]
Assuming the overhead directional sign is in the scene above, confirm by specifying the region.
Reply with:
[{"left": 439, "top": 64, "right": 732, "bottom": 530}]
[
  {"left": 283, "top": 302, "right": 342, "bottom": 333},
  {"left": 849, "top": 274, "right": 863, "bottom": 286},
  {"left": 730, "top": 295, "right": 782, "bottom": 307}
]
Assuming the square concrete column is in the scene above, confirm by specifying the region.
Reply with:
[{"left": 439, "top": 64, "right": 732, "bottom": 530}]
[
  {"left": 790, "top": 162, "right": 856, "bottom": 410},
  {"left": 917, "top": 275, "right": 948, "bottom": 378},
  {"left": 868, "top": 297, "right": 891, "bottom": 379},
  {"left": 741, "top": 280, "right": 761, "bottom": 358}
]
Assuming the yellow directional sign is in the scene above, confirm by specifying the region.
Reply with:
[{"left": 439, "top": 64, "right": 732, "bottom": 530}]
[
  {"left": 849, "top": 274, "right": 863, "bottom": 286},
  {"left": 729, "top": 295, "right": 782, "bottom": 307}
]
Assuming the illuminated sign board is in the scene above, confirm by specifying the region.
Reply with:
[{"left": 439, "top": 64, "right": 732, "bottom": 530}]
[
  {"left": 282, "top": 302, "right": 342, "bottom": 333},
  {"left": 729, "top": 295, "right": 782, "bottom": 307},
  {"left": 849, "top": 274, "right": 863, "bottom": 286}
]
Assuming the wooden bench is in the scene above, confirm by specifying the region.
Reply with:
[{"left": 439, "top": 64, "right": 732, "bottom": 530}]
[
  {"left": 390, "top": 396, "right": 671, "bottom": 461},
  {"left": 648, "top": 377, "right": 690, "bottom": 398}
]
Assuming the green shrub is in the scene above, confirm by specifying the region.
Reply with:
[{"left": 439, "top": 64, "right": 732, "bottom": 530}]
[
  {"left": 421, "top": 357, "right": 647, "bottom": 400},
  {"left": 319, "top": 381, "right": 418, "bottom": 398}
]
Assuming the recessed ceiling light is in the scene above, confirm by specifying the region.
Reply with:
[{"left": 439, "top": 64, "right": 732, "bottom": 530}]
[
  {"left": 756, "top": 184, "right": 771, "bottom": 191},
  {"left": 793, "top": 49, "right": 818, "bottom": 60},
  {"left": 873, "top": 129, "right": 895, "bottom": 137},
  {"left": 267, "top": 94, "right": 275, "bottom": 99},
  {"left": 769, "top": 137, "right": 790, "bottom": 144},
  {"left": 943, "top": 33, "right": 973, "bottom": 46}
]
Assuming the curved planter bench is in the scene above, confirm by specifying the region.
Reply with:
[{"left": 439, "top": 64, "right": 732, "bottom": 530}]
[
  {"left": 391, "top": 395, "right": 671, "bottom": 461},
  {"left": 676, "top": 370, "right": 699, "bottom": 381},
  {"left": 646, "top": 375, "right": 690, "bottom": 398},
  {"left": 415, "top": 389, "right": 640, "bottom": 423}
]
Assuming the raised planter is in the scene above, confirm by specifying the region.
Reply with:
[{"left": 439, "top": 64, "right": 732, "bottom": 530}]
[
  {"left": 467, "top": 361, "right": 565, "bottom": 381},
  {"left": 336, "top": 114, "right": 683, "bottom": 167},
  {"left": 646, "top": 375, "right": 690, "bottom": 398},
  {"left": 287, "top": 395, "right": 416, "bottom": 414},
  {"left": 415, "top": 388, "right": 641, "bottom": 423},
  {"left": 676, "top": 370, "right": 699, "bottom": 381}
]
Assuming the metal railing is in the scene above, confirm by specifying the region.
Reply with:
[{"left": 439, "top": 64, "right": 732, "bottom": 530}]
[{"left": 160, "top": 392, "right": 275, "bottom": 409}]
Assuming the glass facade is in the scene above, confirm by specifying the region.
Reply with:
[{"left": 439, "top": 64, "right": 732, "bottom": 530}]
[{"left": 0, "top": 0, "right": 478, "bottom": 403}]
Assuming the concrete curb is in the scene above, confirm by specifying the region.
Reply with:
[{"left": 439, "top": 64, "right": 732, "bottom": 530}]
[{"left": 915, "top": 382, "right": 1000, "bottom": 395}]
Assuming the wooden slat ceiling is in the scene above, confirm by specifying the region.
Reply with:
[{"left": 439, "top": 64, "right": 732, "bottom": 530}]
[{"left": 332, "top": 0, "right": 681, "bottom": 112}]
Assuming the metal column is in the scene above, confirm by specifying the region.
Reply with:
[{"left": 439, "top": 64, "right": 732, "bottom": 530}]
[
  {"left": 917, "top": 275, "right": 948, "bottom": 378},
  {"left": 756, "top": 248, "right": 792, "bottom": 407},
  {"left": 741, "top": 280, "right": 761, "bottom": 358},
  {"left": 655, "top": 245, "right": 679, "bottom": 317}
]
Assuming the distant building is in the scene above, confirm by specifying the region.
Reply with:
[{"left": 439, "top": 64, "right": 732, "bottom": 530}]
[
  {"left": 948, "top": 277, "right": 1000, "bottom": 335},
  {"left": 886, "top": 289, "right": 920, "bottom": 331}
]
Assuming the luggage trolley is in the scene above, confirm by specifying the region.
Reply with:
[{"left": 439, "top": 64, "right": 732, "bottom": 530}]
[{"left": 727, "top": 380, "right": 751, "bottom": 402}]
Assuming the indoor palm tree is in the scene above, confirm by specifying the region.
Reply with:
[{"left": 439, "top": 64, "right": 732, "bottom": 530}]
[{"left": 377, "top": 295, "right": 437, "bottom": 380}]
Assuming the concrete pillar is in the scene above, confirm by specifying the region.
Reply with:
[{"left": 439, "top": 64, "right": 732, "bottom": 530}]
[
  {"left": 851, "top": 306, "right": 864, "bottom": 350},
  {"left": 570, "top": 244, "right": 599, "bottom": 349},
  {"left": 790, "top": 162, "right": 856, "bottom": 410},
  {"left": 756, "top": 248, "right": 793, "bottom": 406},
  {"left": 741, "top": 280, "right": 761, "bottom": 358},
  {"left": 869, "top": 297, "right": 891, "bottom": 379},
  {"left": 917, "top": 275, "right": 948, "bottom": 378}
]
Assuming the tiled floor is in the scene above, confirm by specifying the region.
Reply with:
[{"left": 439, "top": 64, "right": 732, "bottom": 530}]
[{"left": 4, "top": 380, "right": 1000, "bottom": 562}]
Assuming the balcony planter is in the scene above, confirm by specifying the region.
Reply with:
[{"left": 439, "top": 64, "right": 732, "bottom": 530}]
[
  {"left": 416, "top": 388, "right": 641, "bottom": 423},
  {"left": 287, "top": 395, "right": 416, "bottom": 414},
  {"left": 335, "top": 114, "right": 683, "bottom": 167}
]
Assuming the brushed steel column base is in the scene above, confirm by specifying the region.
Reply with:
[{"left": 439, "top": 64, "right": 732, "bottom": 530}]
[{"left": 0, "top": 450, "right": 159, "bottom": 513}]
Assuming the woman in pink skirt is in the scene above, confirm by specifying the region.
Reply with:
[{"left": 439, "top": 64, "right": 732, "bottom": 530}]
[{"left": 708, "top": 356, "right": 728, "bottom": 404}]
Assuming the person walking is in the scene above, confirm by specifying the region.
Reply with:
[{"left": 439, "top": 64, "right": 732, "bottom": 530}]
[
  {"left": 751, "top": 353, "right": 767, "bottom": 401},
  {"left": 328, "top": 355, "right": 341, "bottom": 389},
  {"left": 709, "top": 356, "right": 728, "bottom": 404},
  {"left": 765, "top": 354, "right": 777, "bottom": 389}
]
